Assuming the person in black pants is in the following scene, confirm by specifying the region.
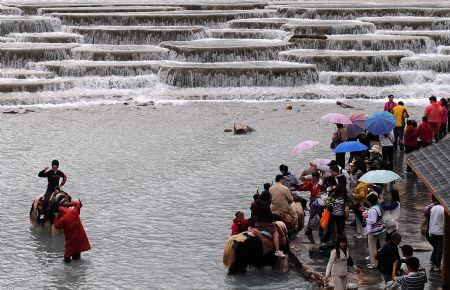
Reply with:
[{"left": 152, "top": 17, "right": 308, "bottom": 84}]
[{"left": 38, "top": 159, "right": 67, "bottom": 223}]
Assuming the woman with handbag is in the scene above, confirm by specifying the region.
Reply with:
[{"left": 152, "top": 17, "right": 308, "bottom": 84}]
[
  {"left": 324, "top": 236, "right": 360, "bottom": 290},
  {"left": 320, "top": 185, "right": 348, "bottom": 248},
  {"left": 381, "top": 189, "right": 401, "bottom": 242},
  {"left": 366, "top": 192, "right": 386, "bottom": 269}
]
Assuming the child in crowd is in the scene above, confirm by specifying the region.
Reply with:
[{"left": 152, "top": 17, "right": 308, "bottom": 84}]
[{"left": 231, "top": 211, "right": 249, "bottom": 236}]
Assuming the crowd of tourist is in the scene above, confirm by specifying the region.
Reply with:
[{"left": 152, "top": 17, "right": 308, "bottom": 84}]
[{"left": 229, "top": 95, "right": 449, "bottom": 290}]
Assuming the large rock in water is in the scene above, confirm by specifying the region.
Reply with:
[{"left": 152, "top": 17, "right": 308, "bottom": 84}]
[{"left": 233, "top": 123, "right": 254, "bottom": 135}]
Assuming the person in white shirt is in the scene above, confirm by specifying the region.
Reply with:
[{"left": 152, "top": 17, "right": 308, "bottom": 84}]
[
  {"left": 429, "top": 197, "right": 444, "bottom": 271},
  {"left": 324, "top": 236, "right": 360, "bottom": 290},
  {"left": 379, "top": 130, "right": 395, "bottom": 170}
]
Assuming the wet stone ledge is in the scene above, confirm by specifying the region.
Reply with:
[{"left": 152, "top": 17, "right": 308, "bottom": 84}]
[
  {"left": 66, "top": 25, "right": 208, "bottom": 45},
  {"left": 158, "top": 61, "right": 319, "bottom": 87}
]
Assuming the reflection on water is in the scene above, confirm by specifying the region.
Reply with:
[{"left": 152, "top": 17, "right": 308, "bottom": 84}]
[{"left": 0, "top": 101, "right": 425, "bottom": 289}]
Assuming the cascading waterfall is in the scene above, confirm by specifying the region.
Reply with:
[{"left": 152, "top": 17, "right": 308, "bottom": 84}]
[
  {"left": 49, "top": 10, "right": 277, "bottom": 28},
  {"left": 158, "top": 61, "right": 319, "bottom": 87},
  {"left": 0, "top": 2, "right": 450, "bottom": 100},
  {"left": 400, "top": 54, "right": 450, "bottom": 72},
  {"left": 71, "top": 45, "right": 170, "bottom": 61},
  {"left": 29, "top": 60, "right": 161, "bottom": 77},
  {"left": 291, "top": 35, "right": 436, "bottom": 54},
  {"left": 280, "top": 49, "right": 414, "bottom": 72},
  {"left": 281, "top": 20, "right": 376, "bottom": 35},
  {"left": 66, "top": 26, "right": 209, "bottom": 45},
  {"left": 0, "top": 16, "right": 61, "bottom": 36},
  {"left": 161, "top": 39, "right": 294, "bottom": 62},
  {"left": 0, "top": 43, "right": 76, "bottom": 68},
  {"left": 8, "top": 32, "right": 84, "bottom": 43},
  {"left": 271, "top": 6, "right": 450, "bottom": 20},
  {"left": 207, "top": 29, "right": 291, "bottom": 40}
]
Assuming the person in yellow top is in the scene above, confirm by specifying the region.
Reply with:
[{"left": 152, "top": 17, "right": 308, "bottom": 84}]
[{"left": 391, "top": 101, "right": 409, "bottom": 151}]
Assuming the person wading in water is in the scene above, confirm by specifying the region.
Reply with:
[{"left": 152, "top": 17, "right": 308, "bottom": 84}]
[{"left": 38, "top": 159, "right": 67, "bottom": 223}]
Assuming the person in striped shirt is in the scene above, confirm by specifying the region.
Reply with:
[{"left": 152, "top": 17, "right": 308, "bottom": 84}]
[{"left": 390, "top": 257, "right": 427, "bottom": 290}]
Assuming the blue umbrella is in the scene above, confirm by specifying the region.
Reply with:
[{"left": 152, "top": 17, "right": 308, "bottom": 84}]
[
  {"left": 359, "top": 170, "right": 401, "bottom": 184},
  {"left": 334, "top": 141, "right": 368, "bottom": 153},
  {"left": 365, "top": 111, "right": 396, "bottom": 135}
]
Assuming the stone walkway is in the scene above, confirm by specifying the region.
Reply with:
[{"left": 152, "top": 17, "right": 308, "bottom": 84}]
[{"left": 289, "top": 151, "right": 443, "bottom": 289}]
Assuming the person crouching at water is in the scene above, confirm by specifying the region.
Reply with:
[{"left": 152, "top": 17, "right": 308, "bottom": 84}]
[
  {"left": 54, "top": 200, "right": 91, "bottom": 262},
  {"left": 252, "top": 190, "right": 285, "bottom": 258},
  {"left": 324, "top": 235, "right": 360, "bottom": 290}
]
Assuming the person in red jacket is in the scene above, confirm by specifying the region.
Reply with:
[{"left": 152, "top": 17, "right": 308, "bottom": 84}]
[
  {"left": 424, "top": 96, "right": 443, "bottom": 141},
  {"left": 297, "top": 171, "right": 323, "bottom": 235},
  {"left": 403, "top": 120, "right": 419, "bottom": 172},
  {"left": 231, "top": 211, "right": 249, "bottom": 236},
  {"left": 54, "top": 200, "right": 91, "bottom": 262},
  {"left": 417, "top": 116, "right": 434, "bottom": 148}
]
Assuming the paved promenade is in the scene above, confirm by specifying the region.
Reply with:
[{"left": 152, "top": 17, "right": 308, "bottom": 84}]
[{"left": 290, "top": 151, "right": 442, "bottom": 289}]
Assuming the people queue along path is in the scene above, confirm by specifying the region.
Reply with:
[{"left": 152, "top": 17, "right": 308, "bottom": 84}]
[{"left": 230, "top": 95, "right": 449, "bottom": 290}]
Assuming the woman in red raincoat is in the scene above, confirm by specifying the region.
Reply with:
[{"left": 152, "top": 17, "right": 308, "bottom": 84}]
[{"left": 54, "top": 200, "right": 91, "bottom": 262}]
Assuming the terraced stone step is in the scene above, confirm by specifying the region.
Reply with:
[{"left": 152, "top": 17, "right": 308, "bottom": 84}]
[
  {"left": 400, "top": 54, "right": 450, "bottom": 72},
  {"left": 71, "top": 45, "right": 169, "bottom": 61},
  {"left": 14, "top": 2, "right": 265, "bottom": 15},
  {"left": 0, "top": 78, "right": 73, "bottom": 92},
  {"left": 49, "top": 10, "right": 276, "bottom": 27},
  {"left": 208, "top": 29, "right": 290, "bottom": 40},
  {"left": 160, "top": 39, "right": 294, "bottom": 62},
  {"left": 0, "top": 43, "right": 78, "bottom": 68},
  {"left": 68, "top": 75, "right": 159, "bottom": 89},
  {"left": 377, "top": 30, "right": 450, "bottom": 46},
  {"left": 357, "top": 16, "right": 450, "bottom": 30},
  {"left": 8, "top": 32, "right": 84, "bottom": 43},
  {"left": 270, "top": 6, "right": 450, "bottom": 20},
  {"left": 0, "top": 4, "right": 22, "bottom": 15},
  {"left": 290, "top": 34, "right": 435, "bottom": 53},
  {"left": 38, "top": 6, "right": 183, "bottom": 14},
  {"left": 0, "top": 69, "right": 55, "bottom": 79},
  {"left": 281, "top": 20, "right": 376, "bottom": 35},
  {"left": 228, "top": 18, "right": 290, "bottom": 29},
  {"left": 0, "top": 16, "right": 61, "bottom": 36},
  {"left": 319, "top": 71, "right": 435, "bottom": 86},
  {"left": 31, "top": 60, "right": 160, "bottom": 76},
  {"left": 66, "top": 26, "right": 208, "bottom": 45},
  {"left": 158, "top": 61, "right": 318, "bottom": 87},
  {"left": 438, "top": 46, "right": 450, "bottom": 54},
  {"left": 280, "top": 49, "right": 413, "bottom": 72}
]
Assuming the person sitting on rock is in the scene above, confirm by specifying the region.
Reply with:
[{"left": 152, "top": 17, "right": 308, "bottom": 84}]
[
  {"left": 231, "top": 211, "right": 249, "bottom": 236},
  {"left": 38, "top": 159, "right": 67, "bottom": 223}
]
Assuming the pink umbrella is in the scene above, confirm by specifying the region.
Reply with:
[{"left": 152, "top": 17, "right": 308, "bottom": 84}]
[
  {"left": 321, "top": 113, "right": 353, "bottom": 125},
  {"left": 291, "top": 140, "right": 320, "bottom": 156},
  {"left": 346, "top": 113, "right": 367, "bottom": 138}
]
